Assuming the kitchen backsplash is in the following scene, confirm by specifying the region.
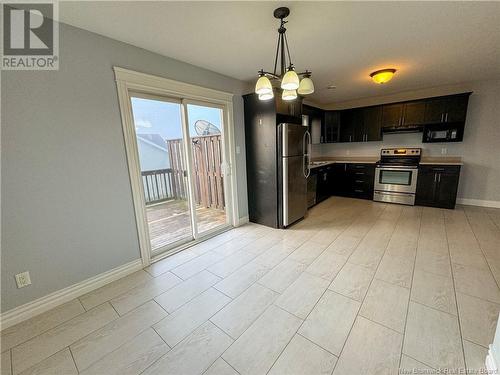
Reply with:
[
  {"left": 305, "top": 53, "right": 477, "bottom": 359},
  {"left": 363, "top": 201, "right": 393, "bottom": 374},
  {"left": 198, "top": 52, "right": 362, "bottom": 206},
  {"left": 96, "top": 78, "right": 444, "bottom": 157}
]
[{"left": 313, "top": 132, "right": 465, "bottom": 158}]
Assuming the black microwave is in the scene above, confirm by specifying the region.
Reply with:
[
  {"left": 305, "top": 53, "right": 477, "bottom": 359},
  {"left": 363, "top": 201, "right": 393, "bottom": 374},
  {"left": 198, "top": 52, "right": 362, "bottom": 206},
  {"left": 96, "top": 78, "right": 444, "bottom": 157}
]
[{"left": 423, "top": 124, "right": 464, "bottom": 143}]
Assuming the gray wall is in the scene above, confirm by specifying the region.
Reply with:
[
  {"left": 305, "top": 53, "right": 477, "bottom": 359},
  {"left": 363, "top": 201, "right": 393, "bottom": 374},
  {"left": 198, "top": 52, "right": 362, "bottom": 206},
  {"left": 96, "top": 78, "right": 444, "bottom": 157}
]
[
  {"left": 315, "top": 79, "right": 500, "bottom": 203},
  {"left": 1, "top": 22, "right": 248, "bottom": 312}
]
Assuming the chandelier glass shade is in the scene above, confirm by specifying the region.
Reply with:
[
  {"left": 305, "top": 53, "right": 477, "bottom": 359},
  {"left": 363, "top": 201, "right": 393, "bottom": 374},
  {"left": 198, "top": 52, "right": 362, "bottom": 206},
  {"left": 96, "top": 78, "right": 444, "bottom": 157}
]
[
  {"left": 254, "top": 7, "right": 314, "bottom": 101},
  {"left": 282, "top": 89, "right": 298, "bottom": 101},
  {"left": 255, "top": 75, "right": 273, "bottom": 95}
]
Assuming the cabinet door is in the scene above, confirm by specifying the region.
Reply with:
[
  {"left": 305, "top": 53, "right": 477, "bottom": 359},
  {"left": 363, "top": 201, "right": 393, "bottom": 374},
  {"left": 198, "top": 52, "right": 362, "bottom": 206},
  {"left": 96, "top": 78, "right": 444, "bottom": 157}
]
[
  {"left": 424, "top": 98, "right": 447, "bottom": 124},
  {"left": 316, "top": 167, "right": 330, "bottom": 202},
  {"left": 402, "top": 101, "right": 426, "bottom": 126},
  {"left": 331, "top": 163, "right": 348, "bottom": 196},
  {"left": 381, "top": 103, "right": 404, "bottom": 128},
  {"left": 435, "top": 169, "right": 460, "bottom": 208},
  {"left": 415, "top": 167, "right": 437, "bottom": 206},
  {"left": 363, "top": 106, "right": 382, "bottom": 141},
  {"left": 445, "top": 96, "right": 469, "bottom": 123},
  {"left": 307, "top": 170, "right": 318, "bottom": 208},
  {"left": 310, "top": 116, "right": 322, "bottom": 144},
  {"left": 323, "top": 111, "right": 340, "bottom": 143},
  {"left": 351, "top": 109, "right": 365, "bottom": 142},
  {"left": 339, "top": 110, "right": 356, "bottom": 142}
]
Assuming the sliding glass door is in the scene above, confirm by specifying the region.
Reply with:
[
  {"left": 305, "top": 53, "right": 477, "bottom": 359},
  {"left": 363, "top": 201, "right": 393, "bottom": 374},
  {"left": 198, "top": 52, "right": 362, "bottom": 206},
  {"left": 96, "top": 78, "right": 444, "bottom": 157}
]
[
  {"left": 129, "top": 94, "right": 230, "bottom": 257},
  {"left": 186, "top": 103, "right": 228, "bottom": 236}
]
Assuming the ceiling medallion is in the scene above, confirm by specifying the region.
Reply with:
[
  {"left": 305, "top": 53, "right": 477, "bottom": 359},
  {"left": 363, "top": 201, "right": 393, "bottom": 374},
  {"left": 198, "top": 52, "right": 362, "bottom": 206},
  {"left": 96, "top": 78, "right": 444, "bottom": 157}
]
[{"left": 254, "top": 7, "right": 314, "bottom": 101}]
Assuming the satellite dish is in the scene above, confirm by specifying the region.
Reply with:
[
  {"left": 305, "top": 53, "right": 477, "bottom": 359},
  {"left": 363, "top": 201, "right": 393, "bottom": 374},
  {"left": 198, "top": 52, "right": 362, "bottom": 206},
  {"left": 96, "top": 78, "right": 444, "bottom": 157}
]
[{"left": 195, "top": 120, "right": 221, "bottom": 136}]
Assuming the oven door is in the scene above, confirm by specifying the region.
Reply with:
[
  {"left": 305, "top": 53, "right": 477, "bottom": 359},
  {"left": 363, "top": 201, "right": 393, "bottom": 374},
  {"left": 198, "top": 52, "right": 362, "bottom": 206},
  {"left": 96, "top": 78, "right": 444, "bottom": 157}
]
[{"left": 374, "top": 166, "right": 418, "bottom": 194}]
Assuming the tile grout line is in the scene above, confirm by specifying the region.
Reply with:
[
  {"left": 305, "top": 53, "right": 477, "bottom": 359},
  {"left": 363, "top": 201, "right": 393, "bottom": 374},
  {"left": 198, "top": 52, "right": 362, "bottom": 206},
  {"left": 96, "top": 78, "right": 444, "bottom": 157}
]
[
  {"left": 67, "top": 345, "right": 79, "bottom": 373},
  {"left": 138, "top": 289, "right": 235, "bottom": 375},
  {"left": 328, "top": 204, "right": 403, "bottom": 374},
  {"left": 443, "top": 207, "right": 467, "bottom": 369},
  {"left": 399, "top": 206, "right": 423, "bottom": 369},
  {"left": 2, "top": 301, "right": 90, "bottom": 353},
  {"left": 308, "top": 203, "right": 392, "bottom": 375},
  {"left": 224, "top": 202, "right": 378, "bottom": 375},
  {"left": 462, "top": 207, "right": 500, "bottom": 292},
  {"left": 71, "top": 301, "right": 168, "bottom": 373}
]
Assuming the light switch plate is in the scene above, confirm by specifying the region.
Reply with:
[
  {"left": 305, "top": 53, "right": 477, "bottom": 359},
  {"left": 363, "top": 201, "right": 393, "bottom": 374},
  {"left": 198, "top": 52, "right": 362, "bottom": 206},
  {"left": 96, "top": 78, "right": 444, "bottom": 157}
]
[{"left": 15, "top": 271, "right": 31, "bottom": 288}]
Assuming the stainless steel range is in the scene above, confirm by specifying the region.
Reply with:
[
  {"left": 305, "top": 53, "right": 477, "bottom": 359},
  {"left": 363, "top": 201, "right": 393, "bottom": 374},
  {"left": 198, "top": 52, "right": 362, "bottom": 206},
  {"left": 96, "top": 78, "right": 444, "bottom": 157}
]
[{"left": 374, "top": 148, "right": 421, "bottom": 205}]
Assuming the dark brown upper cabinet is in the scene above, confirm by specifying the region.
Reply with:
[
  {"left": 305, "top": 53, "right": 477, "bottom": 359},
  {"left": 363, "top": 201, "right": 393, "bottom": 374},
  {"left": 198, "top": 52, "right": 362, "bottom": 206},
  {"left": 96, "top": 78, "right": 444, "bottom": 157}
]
[
  {"left": 323, "top": 111, "right": 340, "bottom": 143},
  {"left": 424, "top": 94, "right": 469, "bottom": 124},
  {"left": 297, "top": 92, "right": 470, "bottom": 145},
  {"left": 362, "top": 106, "right": 383, "bottom": 141},
  {"left": 381, "top": 100, "right": 427, "bottom": 130},
  {"left": 381, "top": 104, "right": 404, "bottom": 129},
  {"left": 339, "top": 109, "right": 361, "bottom": 142},
  {"left": 339, "top": 107, "right": 381, "bottom": 142},
  {"left": 402, "top": 101, "right": 427, "bottom": 126}
]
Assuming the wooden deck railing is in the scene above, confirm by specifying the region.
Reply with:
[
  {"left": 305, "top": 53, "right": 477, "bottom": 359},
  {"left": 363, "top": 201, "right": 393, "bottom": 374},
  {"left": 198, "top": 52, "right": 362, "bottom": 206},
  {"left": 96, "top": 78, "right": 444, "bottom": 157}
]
[{"left": 141, "top": 135, "right": 225, "bottom": 210}]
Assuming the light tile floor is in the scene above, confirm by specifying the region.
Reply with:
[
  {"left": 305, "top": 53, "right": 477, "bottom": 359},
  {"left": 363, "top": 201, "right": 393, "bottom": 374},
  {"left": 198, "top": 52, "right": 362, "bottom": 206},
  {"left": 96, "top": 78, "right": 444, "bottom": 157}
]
[{"left": 2, "top": 197, "right": 500, "bottom": 375}]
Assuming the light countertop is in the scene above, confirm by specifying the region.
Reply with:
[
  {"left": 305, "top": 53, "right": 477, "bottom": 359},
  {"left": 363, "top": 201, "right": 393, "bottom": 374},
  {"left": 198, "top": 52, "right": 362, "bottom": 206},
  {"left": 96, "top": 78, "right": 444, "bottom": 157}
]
[{"left": 310, "top": 156, "right": 463, "bottom": 168}]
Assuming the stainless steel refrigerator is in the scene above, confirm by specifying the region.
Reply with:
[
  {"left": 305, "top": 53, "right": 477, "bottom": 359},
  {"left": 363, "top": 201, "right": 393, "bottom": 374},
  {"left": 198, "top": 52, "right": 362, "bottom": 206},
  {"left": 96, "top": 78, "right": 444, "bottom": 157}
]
[
  {"left": 279, "top": 123, "right": 311, "bottom": 227},
  {"left": 243, "top": 93, "right": 309, "bottom": 229}
]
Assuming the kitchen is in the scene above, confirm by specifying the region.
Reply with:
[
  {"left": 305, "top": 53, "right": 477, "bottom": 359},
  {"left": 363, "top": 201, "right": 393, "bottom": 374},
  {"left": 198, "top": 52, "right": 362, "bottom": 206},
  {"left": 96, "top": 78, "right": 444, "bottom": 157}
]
[
  {"left": 240, "top": 4, "right": 500, "bottom": 374},
  {"left": 245, "top": 74, "right": 470, "bottom": 228}
]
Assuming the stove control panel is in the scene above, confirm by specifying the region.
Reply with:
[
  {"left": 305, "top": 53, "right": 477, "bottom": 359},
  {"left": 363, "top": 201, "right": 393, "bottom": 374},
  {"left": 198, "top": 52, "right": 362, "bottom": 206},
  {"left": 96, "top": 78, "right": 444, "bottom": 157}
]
[{"left": 381, "top": 148, "right": 421, "bottom": 156}]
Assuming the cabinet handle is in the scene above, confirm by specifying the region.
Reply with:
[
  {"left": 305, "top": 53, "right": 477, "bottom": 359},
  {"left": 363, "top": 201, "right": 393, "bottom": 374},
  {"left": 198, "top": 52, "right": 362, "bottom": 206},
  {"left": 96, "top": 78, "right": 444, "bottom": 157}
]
[
  {"left": 433, "top": 168, "right": 445, "bottom": 171},
  {"left": 440, "top": 113, "right": 444, "bottom": 122},
  {"left": 445, "top": 113, "right": 448, "bottom": 122},
  {"left": 354, "top": 189, "right": 364, "bottom": 193},
  {"left": 355, "top": 180, "right": 364, "bottom": 183},
  {"left": 349, "top": 135, "right": 352, "bottom": 142},
  {"left": 401, "top": 116, "right": 405, "bottom": 126},
  {"left": 434, "top": 173, "right": 437, "bottom": 183},
  {"left": 438, "top": 173, "right": 441, "bottom": 183},
  {"left": 344, "top": 164, "right": 347, "bottom": 172}
]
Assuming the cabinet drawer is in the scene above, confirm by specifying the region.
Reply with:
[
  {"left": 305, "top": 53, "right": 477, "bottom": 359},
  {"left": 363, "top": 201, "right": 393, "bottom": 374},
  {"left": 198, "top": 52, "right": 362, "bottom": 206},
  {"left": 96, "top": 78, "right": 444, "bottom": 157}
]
[{"left": 419, "top": 165, "right": 460, "bottom": 174}]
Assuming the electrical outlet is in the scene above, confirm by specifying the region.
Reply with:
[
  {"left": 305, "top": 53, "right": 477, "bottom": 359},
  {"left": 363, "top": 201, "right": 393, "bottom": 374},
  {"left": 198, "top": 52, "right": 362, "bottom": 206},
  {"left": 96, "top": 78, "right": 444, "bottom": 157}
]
[
  {"left": 441, "top": 147, "right": 448, "bottom": 155},
  {"left": 15, "top": 271, "right": 31, "bottom": 288}
]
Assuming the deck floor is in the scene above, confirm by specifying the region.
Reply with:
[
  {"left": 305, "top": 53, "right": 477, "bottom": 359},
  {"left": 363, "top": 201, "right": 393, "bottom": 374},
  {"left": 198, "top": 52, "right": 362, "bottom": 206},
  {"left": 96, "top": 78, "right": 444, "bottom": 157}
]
[{"left": 146, "top": 199, "right": 226, "bottom": 251}]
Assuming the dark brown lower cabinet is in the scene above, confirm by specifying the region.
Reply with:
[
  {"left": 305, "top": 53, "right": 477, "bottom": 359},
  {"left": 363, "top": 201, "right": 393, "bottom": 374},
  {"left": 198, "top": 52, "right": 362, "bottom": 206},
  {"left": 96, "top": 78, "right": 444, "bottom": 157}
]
[
  {"left": 331, "top": 163, "right": 375, "bottom": 200},
  {"left": 415, "top": 165, "right": 461, "bottom": 209},
  {"left": 316, "top": 165, "right": 333, "bottom": 203}
]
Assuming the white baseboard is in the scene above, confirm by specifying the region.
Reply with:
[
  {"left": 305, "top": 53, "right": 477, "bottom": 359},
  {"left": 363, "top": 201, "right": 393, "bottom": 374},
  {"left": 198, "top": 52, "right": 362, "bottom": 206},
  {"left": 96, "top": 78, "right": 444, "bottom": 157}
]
[
  {"left": 457, "top": 198, "right": 500, "bottom": 208},
  {"left": 237, "top": 215, "right": 250, "bottom": 226},
  {"left": 0, "top": 259, "right": 143, "bottom": 330}
]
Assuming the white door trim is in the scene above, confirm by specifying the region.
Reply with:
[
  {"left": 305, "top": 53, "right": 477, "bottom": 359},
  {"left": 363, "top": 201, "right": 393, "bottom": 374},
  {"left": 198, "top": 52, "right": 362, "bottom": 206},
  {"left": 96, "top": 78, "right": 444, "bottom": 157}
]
[{"left": 114, "top": 67, "right": 239, "bottom": 266}]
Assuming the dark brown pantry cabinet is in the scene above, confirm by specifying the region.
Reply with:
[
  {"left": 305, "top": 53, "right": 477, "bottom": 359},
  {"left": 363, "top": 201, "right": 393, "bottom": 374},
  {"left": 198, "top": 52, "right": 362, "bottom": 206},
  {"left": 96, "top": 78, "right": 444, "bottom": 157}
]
[{"left": 415, "top": 165, "right": 461, "bottom": 209}]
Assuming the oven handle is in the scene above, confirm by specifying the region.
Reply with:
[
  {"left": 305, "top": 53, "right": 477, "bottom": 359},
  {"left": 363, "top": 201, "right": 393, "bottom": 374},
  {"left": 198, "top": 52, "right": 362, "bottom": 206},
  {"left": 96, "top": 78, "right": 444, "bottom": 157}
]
[
  {"left": 374, "top": 191, "right": 415, "bottom": 196},
  {"left": 375, "top": 167, "right": 418, "bottom": 172}
]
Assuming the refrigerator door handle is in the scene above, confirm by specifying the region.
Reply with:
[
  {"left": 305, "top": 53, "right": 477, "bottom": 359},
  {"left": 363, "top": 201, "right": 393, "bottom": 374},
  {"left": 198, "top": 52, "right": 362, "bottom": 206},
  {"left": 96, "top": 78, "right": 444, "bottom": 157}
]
[{"left": 303, "top": 131, "right": 311, "bottom": 178}]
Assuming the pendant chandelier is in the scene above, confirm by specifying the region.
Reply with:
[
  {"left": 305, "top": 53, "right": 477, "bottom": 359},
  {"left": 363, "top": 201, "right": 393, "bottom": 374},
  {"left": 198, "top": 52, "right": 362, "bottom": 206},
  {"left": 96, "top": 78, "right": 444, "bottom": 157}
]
[{"left": 254, "top": 7, "right": 314, "bottom": 101}]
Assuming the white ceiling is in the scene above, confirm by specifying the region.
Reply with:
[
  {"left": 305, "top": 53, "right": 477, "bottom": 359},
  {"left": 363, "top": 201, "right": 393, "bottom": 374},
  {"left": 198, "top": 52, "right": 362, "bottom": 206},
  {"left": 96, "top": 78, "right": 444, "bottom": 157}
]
[{"left": 60, "top": 1, "right": 500, "bottom": 104}]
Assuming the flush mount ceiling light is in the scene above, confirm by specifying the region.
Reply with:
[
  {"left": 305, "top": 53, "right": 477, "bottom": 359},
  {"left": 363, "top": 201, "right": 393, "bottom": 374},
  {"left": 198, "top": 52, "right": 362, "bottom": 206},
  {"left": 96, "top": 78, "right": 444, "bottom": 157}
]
[
  {"left": 254, "top": 7, "right": 314, "bottom": 101},
  {"left": 370, "top": 69, "right": 397, "bottom": 84}
]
